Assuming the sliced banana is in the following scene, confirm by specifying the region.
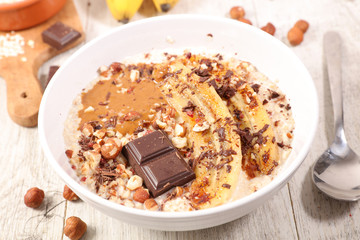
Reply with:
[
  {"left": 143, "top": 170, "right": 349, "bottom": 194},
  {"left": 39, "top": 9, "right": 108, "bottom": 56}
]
[
  {"left": 184, "top": 55, "right": 279, "bottom": 176},
  {"left": 153, "top": 62, "right": 244, "bottom": 209}
]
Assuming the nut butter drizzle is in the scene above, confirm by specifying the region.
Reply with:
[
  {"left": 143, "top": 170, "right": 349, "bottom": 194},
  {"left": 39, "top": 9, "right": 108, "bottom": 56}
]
[{"left": 78, "top": 62, "right": 166, "bottom": 136}]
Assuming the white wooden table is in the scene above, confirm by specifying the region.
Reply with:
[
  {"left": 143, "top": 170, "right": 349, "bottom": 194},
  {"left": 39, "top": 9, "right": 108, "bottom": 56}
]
[{"left": 1, "top": 0, "right": 360, "bottom": 239}]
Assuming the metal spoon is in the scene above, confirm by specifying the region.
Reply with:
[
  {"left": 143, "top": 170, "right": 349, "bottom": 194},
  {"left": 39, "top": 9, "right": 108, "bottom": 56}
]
[{"left": 311, "top": 31, "right": 360, "bottom": 201}]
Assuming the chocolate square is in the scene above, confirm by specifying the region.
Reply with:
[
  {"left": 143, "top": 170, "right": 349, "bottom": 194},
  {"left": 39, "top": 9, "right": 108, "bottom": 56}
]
[
  {"left": 122, "top": 130, "right": 195, "bottom": 197},
  {"left": 126, "top": 130, "right": 173, "bottom": 164},
  {"left": 42, "top": 22, "right": 81, "bottom": 50},
  {"left": 45, "top": 65, "right": 60, "bottom": 88}
]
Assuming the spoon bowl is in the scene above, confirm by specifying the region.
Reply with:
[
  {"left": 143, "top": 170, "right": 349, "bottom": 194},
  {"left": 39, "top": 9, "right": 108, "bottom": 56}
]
[
  {"left": 312, "top": 142, "right": 360, "bottom": 201},
  {"left": 312, "top": 31, "right": 360, "bottom": 201}
]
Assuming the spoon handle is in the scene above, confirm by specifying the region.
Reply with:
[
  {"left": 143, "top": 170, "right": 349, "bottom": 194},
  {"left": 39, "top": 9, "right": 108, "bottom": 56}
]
[{"left": 324, "top": 32, "right": 345, "bottom": 143}]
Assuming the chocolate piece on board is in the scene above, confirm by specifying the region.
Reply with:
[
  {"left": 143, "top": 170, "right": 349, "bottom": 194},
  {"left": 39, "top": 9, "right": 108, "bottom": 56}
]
[
  {"left": 45, "top": 65, "right": 60, "bottom": 88},
  {"left": 122, "top": 130, "right": 195, "bottom": 197},
  {"left": 42, "top": 22, "right": 81, "bottom": 50}
]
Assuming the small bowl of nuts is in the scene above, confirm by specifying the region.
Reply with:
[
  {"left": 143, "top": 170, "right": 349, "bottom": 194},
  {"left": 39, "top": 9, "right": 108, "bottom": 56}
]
[{"left": 39, "top": 15, "right": 318, "bottom": 231}]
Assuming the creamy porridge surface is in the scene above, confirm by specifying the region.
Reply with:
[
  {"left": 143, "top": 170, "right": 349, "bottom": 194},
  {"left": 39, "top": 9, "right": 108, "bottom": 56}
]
[{"left": 64, "top": 50, "right": 294, "bottom": 211}]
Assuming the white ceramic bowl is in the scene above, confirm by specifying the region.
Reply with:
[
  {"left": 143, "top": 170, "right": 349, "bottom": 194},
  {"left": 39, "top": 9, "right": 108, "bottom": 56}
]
[{"left": 38, "top": 15, "right": 318, "bottom": 231}]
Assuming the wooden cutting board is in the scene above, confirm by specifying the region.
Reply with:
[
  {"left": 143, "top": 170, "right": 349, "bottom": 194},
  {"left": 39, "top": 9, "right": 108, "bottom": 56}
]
[{"left": 0, "top": 0, "right": 85, "bottom": 127}]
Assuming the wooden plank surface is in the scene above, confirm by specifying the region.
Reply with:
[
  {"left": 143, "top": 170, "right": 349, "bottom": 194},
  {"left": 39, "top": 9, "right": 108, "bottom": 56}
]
[{"left": 1, "top": 0, "right": 360, "bottom": 239}]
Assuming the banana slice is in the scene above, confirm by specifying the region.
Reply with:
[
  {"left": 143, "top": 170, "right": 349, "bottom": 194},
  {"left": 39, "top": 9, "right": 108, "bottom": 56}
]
[
  {"left": 182, "top": 55, "right": 279, "bottom": 176},
  {"left": 153, "top": 62, "right": 244, "bottom": 209},
  {"left": 231, "top": 84, "right": 279, "bottom": 175}
]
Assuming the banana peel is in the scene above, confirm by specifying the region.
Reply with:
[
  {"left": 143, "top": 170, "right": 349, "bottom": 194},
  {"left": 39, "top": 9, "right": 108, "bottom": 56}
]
[
  {"left": 152, "top": 0, "right": 179, "bottom": 12},
  {"left": 106, "top": 0, "right": 144, "bottom": 23}
]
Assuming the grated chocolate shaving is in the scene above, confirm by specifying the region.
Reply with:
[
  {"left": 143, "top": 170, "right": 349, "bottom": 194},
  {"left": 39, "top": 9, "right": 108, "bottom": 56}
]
[
  {"left": 217, "top": 127, "right": 226, "bottom": 142},
  {"left": 222, "top": 183, "right": 231, "bottom": 189},
  {"left": 104, "top": 116, "right": 118, "bottom": 128},
  {"left": 182, "top": 101, "right": 196, "bottom": 112},
  {"left": 251, "top": 84, "right": 261, "bottom": 93}
]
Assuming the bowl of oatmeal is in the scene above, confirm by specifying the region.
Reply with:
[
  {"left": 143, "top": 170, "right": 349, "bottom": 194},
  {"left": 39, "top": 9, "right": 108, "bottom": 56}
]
[{"left": 38, "top": 15, "right": 318, "bottom": 231}]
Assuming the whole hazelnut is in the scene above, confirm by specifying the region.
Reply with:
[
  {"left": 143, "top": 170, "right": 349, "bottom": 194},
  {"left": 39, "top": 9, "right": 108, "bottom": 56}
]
[
  {"left": 63, "top": 185, "right": 79, "bottom": 201},
  {"left": 230, "top": 6, "right": 245, "bottom": 19},
  {"left": 294, "top": 19, "right": 309, "bottom": 33},
  {"left": 64, "top": 216, "right": 87, "bottom": 240},
  {"left": 24, "top": 187, "right": 45, "bottom": 208},
  {"left": 287, "top": 27, "right": 304, "bottom": 46},
  {"left": 133, "top": 188, "right": 150, "bottom": 203},
  {"left": 238, "top": 18, "right": 252, "bottom": 25},
  {"left": 261, "top": 22, "right": 276, "bottom": 36},
  {"left": 144, "top": 199, "right": 159, "bottom": 211}
]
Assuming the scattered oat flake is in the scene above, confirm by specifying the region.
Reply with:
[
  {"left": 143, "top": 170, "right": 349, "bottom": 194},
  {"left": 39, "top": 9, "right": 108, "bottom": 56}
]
[
  {"left": 20, "top": 56, "right": 27, "bottom": 62},
  {"left": 27, "top": 39, "right": 35, "bottom": 48},
  {"left": 0, "top": 32, "right": 25, "bottom": 60}
]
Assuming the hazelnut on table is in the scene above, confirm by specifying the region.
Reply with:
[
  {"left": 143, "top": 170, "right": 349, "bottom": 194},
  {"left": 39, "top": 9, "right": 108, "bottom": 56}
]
[
  {"left": 64, "top": 216, "right": 87, "bottom": 240},
  {"left": 287, "top": 27, "right": 304, "bottom": 46},
  {"left": 261, "top": 22, "right": 276, "bottom": 36},
  {"left": 63, "top": 185, "right": 79, "bottom": 201},
  {"left": 230, "top": 6, "right": 245, "bottom": 19},
  {"left": 238, "top": 18, "right": 252, "bottom": 25},
  {"left": 287, "top": 19, "right": 309, "bottom": 46},
  {"left": 295, "top": 19, "right": 309, "bottom": 33},
  {"left": 24, "top": 187, "right": 45, "bottom": 208}
]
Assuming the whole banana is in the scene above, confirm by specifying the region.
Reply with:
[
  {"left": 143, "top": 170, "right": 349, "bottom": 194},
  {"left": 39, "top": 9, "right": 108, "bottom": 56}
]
[
  {"left": 106, "top": 0, "right": 144, "bottom": 23},
  {"left": 152, "top": 0, "right": 179, "bottom": 12}
]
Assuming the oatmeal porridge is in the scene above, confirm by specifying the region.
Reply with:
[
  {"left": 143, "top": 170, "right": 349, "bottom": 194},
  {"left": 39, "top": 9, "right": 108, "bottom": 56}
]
[{"left": 64, "top": 50, "right": 294, "bottom": 211}]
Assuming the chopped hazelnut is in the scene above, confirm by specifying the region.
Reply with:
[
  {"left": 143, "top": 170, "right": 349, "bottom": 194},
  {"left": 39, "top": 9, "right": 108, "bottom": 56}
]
[
  {"left": 155, "top": 119, "right": 167, "bottom": 129},
  {"left": 81, "top": 123, "right": 94, "bottom": 137},
  {"left": 133, "top": 188, "right": 150, "bottom": 203},
  {"left": 65, "top": 149, "right": 73, "bottom": 158},
  {"left": 101, "top": 137, "right": 122, "bottom": 159},
  {"left": 94, "top": 129, "right": 106, "bottom": 139},
  {"left": 175, "top": 124, "right": 186, "bottom": 137},
  {"left": 192, "top": 121, "right": 210, "bottom": 132},
  {"left": 124, "top": 111, "right": 141, "bottom": 121},
  {"left": 144, "top": 199, "right": 158, "bottom": 211},
  {"left": 174, "top": 186, "right": 184, "bottom": 197},
  {"left": 126, "top": 175, "right": 143, "bottom": 190},
  {"left": 172, "top": 137, "right": 187, "bottom": 148},
  {"left": 130, "top": 69, "right": 140, "bottom": 82},
  {"left": 83, "top": 150, "right": 101, "bottom": 169}
]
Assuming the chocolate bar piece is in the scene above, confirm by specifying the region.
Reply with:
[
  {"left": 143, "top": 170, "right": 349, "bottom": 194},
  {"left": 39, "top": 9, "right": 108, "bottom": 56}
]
[
  {"left": 122, "top": 130, "right": 195, "bottom": 197},
  {"left": 42, "top": 22, "right": 81, "bottom": 50},
  {"left": 45, "top": 65, "right": 60, "bottom": 88}
]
